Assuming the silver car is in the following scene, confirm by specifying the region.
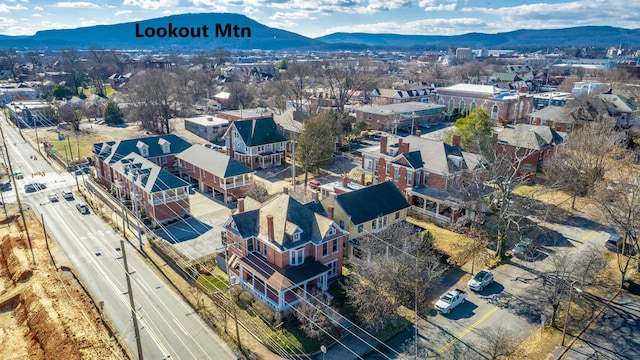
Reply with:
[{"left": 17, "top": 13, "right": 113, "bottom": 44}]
[{"left": 468, "top": 269, "right": 494, "bottom": 291}]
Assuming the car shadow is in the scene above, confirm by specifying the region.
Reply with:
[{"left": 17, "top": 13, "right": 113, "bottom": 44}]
[
  {"left": 441, "top": 301, "right": 478, "bottom": 320},
  {"left": 476, "top": 281, "right": 504, "bottom": 296}
]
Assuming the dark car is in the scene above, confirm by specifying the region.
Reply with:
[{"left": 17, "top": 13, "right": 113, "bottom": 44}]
[
  {"left": 24, "top": 183, "right": 36, "bottom": 193},
  {"left": 512, "top": 238, "right": 538, "bottom": 260},
  {"left": 0, "top": 181, "right": 11, "bottom": 191},
  {"left": 76, "top": 202, "right": 89, "bottom": 214}
]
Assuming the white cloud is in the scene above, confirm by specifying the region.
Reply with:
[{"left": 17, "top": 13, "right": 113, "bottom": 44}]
[
  {"left": 122, "top": 0, "right": 179, "bottom": 10},
  {"left": 419, "top": 0, "right": 457, "bottom": 11},
  {"left": 57, "top": 2, "right": 100, "bottom": 8},
  {"left": 0, "top": 3, "right": 27, "bottom": 12},
  {"left": 115, "top": 10, "right": 132, "bottom": 16},
  {"left": 323, "top": 17, "right": 486, "bottom": 36},
  {"left": 367, "top": 0, "right": 411, "bottom": 11},
  {"left": 34, "top": 6, "right": 43, "bottom": 10},
  {"left": 243, "top": 6, "right": 261, "bottom": 14},
  {"left": 267, "top": 20, "right": 297, "bottom": 29},
  {"left": 269, "top": 10, "right": 317, "bottom": 20},
  {"left": 32, "top": 13, "right": 41, "bottom": 17}
]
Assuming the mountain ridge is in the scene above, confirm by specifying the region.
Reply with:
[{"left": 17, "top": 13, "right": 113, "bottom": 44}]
[{"left": 0, "top": 13, "right": 638, "bottom": 51}]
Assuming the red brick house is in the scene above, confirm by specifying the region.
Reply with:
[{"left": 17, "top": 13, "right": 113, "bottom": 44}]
[
  {"left": 176, "top": 145, "right": 255, "bottom": 204},
  {"left": 355, "top": 102, "right": 446, "bottom": 131},
  {"left": 495, "top": 124, "right": 567, "bottom": 180},
  {"left": 527, "top": 105, "right": 576, "bottom": 133},
  {"left": 110, "top": 153, "right": 191, "bottom": 226},
  {"left": 223, "top": 193, "right": 347, "bottom": 313},
  {"left": 93, "top": 134, "right": 192, "bottom": 189},
  {"left": 361, "top": 135, "right": 485, "bottom": 226}
]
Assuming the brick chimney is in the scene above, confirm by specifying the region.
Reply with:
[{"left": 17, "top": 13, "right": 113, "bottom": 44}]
[
  {"left": 415, "top": 129, "right": 421, "bottom": 137},
  {"left": 341, "top": 176, "right": 348, "bottom": 187},
  {"left": 312, "top": 190, "right": 319, "bottom": 202},
  {"left": 452, "top": 134, "right": 461, "bottom": 147},
  {"left": 237, "top": 198, "right": 245, "bottom": 213},
  {"left": 283, "top": 186, "right": 289, "bottom": 195},
  {"left": 327, "top": 205, "right": 334, "bottom": 220},
  {"left": 398, "top": 138, "right": 410, "bottom": 155},
  {"left": 380, "top": 136, "right": 388, "bottom": 154},
  {"left": 267, "top": 215, "right": 274, "bottom": 242}
]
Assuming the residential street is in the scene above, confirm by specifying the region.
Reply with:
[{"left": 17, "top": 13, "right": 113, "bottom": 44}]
[{"left": 356, "top": 208, "right": 613, "bottom": 359}]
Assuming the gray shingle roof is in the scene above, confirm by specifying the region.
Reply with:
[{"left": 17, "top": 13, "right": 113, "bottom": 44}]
[
  {"left": 176, "top": 146, "right": 254, "bottom": 178},
  {"left": 93, "top": 134, "right": 192, "bottom": 164},
  {"left": 334, "top": 181, "right": 409, "bottom": 225},
  {"left": 497, "top": 124, "right": 565, "bottom": 150},
  {"left": 231, "top": 117, "right": 287, "bottom": 147},
  {"left": 111, "top": 152, "right": 190, "bottom": 193}
]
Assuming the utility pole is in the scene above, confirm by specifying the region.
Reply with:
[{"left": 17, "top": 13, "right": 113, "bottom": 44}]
[
  {"left": 41, "top": 213, "right": 56, "bottom": 270},
  {"left": 68, "top": 134, "right": 80, "bottom": 192},
  {"left": 221, "top": 236, "right": 242, "bottom": 350},
  {"left": 127, "top": 166, "right": 143, "bottom": 250},
  {"left": 291, "top": 139, "right": 296, "bottom": 189},
  {"left": 0, "top": 123, "right": 35, "bottom": 265},
  {"left": 121, "top": 240, "right": 143, "bottom": 360}
]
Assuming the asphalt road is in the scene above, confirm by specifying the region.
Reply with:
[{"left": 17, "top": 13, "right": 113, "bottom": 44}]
[
  {"left": 1, "top": 117, "right": 237, "bottom": 360},
  {"left": 364, "top": 209, "right": 612, "bottom": 359}
]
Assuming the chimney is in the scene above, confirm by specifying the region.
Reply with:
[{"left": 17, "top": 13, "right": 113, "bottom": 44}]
[
  {"left": 341, "top": 176, "right": 348, "bottom": 187},
  {"left": 267, "top": 215, "right": 274, "bottom": 242},
  {"left": 312, "top": 190, "right": 319, "bottom": 202},
  {"left": 415, "top": 129, "right": 421, "bottom": 137},
  {"left": 452, "top": 134, "right": 461, "bottom": 147},
  {"left": 398, "top": 139, "right": 410, "bottom": 155},
  {"left": 327, "top": 205, "right": 334, "bottom": 220},
  {"left": 283, "top": 186, "right": 289, "bottom": 195},
  {"left": 380, "top": 136, "right": 388, "bottom": 154},
  {"left": 237, "top": 198, "right": 245, "bottom": 213}
]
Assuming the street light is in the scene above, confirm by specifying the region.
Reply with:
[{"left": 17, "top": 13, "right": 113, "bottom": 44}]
[{"left": 561, "top": 280, "right": 583, "bottom": 346}]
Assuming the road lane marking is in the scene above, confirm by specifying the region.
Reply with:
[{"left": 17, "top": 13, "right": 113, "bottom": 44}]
[{"left": 432, "top": 227, "right": 600, "bottom": 357}]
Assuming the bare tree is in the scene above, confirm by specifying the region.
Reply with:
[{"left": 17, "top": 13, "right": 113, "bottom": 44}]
[
  {"left": 346, "top": 223, "right": 447, "bottom": 331},
  {"left": 57, "top": 103, "right": 83, "bottom": 132},
  {"left": 595, "top": 154, "right": 640, "bottom": 286},
  {"left": 477, "top": 326, "right": 517, "bottom": 360},
  {"left": 126, "top": 69, "right": 178, "bottom": 134},
  {"left": 297, "top": 112, "right": 335, "bottom": 190},
  {"left": 0, "top": 48, "right": 21, "bottom": 81},
  {"left": 294, "top": 292, "right": 340, "bottom": 341},
  {"left": 543, "top": 117, "right": 621, "bottom": 209}
]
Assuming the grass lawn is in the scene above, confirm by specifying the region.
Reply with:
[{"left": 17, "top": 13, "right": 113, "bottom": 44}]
[
  {"left": 406, "top": 216, "right": 475, "bottom": 260},
  {"left": 196, "top": 268, "right": 229, "bottom": 294},
  {"left": 513, "top": 184, "right": 591, "bottom": 212}
]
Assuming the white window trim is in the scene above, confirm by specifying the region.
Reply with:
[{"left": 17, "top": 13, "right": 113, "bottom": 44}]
[{"left": 290, "top": 248, "right": 304, "bottom": 266}]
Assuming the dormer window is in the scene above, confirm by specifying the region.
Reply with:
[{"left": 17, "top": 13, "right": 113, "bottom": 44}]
[
  {"left": 136, "top": 141, "right": 149, "bottom": 157},
  {"left": 158, "top": 138, "right": 171, "bottom": 154},
  {"left": 326, "top": 226, "right": 336, "bottom": 237},
  {"left": 293, "top": 233, "right": 301, "bottom": 242}
]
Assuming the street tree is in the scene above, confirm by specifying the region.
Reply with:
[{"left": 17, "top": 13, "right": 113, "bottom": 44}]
[
  {"left": 103, "top": 100, "right": 124, "bottom": 126},
  {"left": 345, "top": 223, "right": 447, "bottom": 331},
  {"left": 296, "top": 113, "right": 335, "bottom": 190},
  {"left": 595, "top": 154, "right": 640, "bottom": 286}
]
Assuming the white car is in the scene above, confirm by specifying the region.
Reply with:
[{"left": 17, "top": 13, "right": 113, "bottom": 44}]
[
  {"left": 468, "top": 269, "right": 494, "bottom": 291},
  {"left": 49, "top": 193, "right": 59, "bottom": 202}
]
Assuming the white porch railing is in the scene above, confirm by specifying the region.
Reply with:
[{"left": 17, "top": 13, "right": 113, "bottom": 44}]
[{"left": 150, "top": 193, "right": 189, "bottom": 206}]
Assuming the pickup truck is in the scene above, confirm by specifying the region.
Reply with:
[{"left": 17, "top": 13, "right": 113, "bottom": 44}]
[{"left": 434, "top": 288, "right": 467, "bottom": 314}]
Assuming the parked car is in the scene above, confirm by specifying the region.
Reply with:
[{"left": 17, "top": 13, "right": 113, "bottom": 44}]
[
  {"left": 468, "top": 269, "right": 494, "bottom": 291},
  {"left": 603, "top": 234, "right": 634, "bottom": 254},
  {"left": 308, "top": 179, "right": 321, "bottom": 190},
  {"left": 61, "top": 190, "right": 74, "bottom": 200},
  {"left": 512, "top": 238, "right": 537, "bottom": 260},
  {"left": 435, "top": 288, "right": 467, "bottom": 314},
  {"left": 49, "top": 193, "right": 59, "bottom": 202},
  {"left": 24, "top": 183, "right": 36, "bottom": 193},
  {"left": 76, "top": 202, "right": 89, "bottom": 214},
  {"left": 0, "top": 181, "right": 11, "bottom": 191}
]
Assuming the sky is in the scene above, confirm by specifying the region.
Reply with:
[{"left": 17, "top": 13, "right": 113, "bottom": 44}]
[{"left": 0, "top": 0, "right": 638, "bottom": 39}]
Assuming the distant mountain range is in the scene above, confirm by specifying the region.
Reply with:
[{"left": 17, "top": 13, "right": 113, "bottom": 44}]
[{"left": 0, "top": 13, "right": 638, "bottom": 51}]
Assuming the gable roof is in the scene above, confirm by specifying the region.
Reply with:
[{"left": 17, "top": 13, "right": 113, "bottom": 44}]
[
  {"left": 529, "top": 105, "right": 576, "bottom": 123},
  {"left": 497, "top": 124, "right": 566, "bottom": 151},
  {"left": 230, "top": 117, "right": 287, "bottom": 147},
  {"left": 110, "top": 152, "right": 190, "bottom": 193},
  {"left": 176, "top": 145, "right": 254, "bottom": 178},
  {"left": 597, "top": 93, "right": 639, "bottom": 113},
  {"left": 392, "top": 137, "right": 475, "bottom": 174},
  {"left": 230, "top": 194, "right": 335, "bottom": 250},
  {"left": 93, "top": 134, "right": 192, "bottom": 164},
  {"left": 333, "top": 181, "right": 409, "bottom": 225}
]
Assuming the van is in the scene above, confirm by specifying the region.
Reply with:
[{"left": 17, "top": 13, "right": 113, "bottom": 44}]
[{"left": 76, "top": 202, "right": 89, "bottom": 214}]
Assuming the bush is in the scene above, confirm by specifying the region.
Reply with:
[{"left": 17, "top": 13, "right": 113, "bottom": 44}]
[
  {"left": 238, "top": 290, "right": 254, "bottom": 309},
  {"left": 252, "top": 301, "right": 276, "bottom": 324}
]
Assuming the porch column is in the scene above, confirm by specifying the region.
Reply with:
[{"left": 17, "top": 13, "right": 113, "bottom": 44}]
[
  {"left": 436, "top": 202, "right": 440, "bottom": 215},
  {"left": 422, "top": 197, "right": 427, "bottom": 211},
  {"left": 322, "top": 275, "right": 328, "bottom": 291},
  {"left": 303, "top": 282, "right": 308, "bottom": 298},
  {"left": 278, "top": 291, "right": 284, "bottom": 308}
]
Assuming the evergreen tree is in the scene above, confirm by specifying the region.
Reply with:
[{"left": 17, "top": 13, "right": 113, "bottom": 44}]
[{"left": 103, "top": 100, "right": 124, "bottom": 126}]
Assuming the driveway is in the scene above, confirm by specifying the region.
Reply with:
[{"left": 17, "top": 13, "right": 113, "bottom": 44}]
[{"left": 154, "top": 191, "right": 232, "bottom": 261}]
